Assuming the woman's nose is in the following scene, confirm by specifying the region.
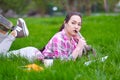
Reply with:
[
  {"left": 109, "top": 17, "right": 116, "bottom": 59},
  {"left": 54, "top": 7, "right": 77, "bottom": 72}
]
[{"left": 75, "top": 25, "right": 79, "bottom": 29}]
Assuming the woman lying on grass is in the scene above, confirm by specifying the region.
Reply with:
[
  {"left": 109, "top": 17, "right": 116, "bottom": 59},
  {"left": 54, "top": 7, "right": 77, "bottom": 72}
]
[{"left": 0, "top": 12, "right": 89, "bottom": 62}]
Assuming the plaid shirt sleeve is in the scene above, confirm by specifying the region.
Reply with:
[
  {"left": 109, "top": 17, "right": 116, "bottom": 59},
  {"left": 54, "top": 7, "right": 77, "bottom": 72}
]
[
  {"left": 42, "top": 33, "right": 68, "bottom": 59},
  {"left": 42, "top": 30, "right": 78, "bottom": 60},
  {"left": 51, "top": 37, "right": 68, "bottom": 59}
]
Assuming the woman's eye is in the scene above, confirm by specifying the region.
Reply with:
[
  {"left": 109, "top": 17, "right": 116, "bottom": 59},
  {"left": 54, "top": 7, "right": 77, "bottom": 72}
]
[
  {"left": 78, "top": 23, "right": 81, "bottom": 26},
  {"left": 72, "top": 22, "right": 76, "bottom": 24}
]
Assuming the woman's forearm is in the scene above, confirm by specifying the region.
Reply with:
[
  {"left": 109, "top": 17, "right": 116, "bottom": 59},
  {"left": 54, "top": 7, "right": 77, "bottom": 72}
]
[{"left": 71, "top": 47, "right": 83, "bottom": 61}]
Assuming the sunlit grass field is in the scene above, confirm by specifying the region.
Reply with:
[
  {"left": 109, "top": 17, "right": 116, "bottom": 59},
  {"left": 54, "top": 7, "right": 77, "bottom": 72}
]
[{"left": 0, "top": 14, "right": 120, "bottom": 80}]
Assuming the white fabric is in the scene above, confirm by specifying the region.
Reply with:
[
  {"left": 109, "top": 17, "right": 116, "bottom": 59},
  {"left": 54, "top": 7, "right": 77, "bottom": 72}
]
[
  {"left": 8, "top": 47, "right": 42, "bottom": 62},
  {"left": 16, "top": 26, "right": 22, "bottom": 32},
  {"left": 0, "top": 32, "right": 9, "bottom": 43},
  {"left": 0, "top": 33, "right": 42, "bottom": 62},
  {"left": 0, "top": 34, "right": 15, "bottom": 53}
]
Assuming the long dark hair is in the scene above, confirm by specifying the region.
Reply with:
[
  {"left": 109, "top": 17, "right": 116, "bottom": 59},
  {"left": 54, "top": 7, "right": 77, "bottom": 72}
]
[
  {"left": 40, "top": 12, "right": 82, "bottom": 52},
  {"left": 59, "top": 12, "right": 82, "bottom": 31}
]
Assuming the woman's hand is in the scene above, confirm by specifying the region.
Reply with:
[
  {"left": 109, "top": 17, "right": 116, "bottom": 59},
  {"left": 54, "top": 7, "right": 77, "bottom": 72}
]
[
  {"left": 74, "top": 34, "right": 86, "bottom": 49},
  {"left": 77, "top": 37, "right": 86, "bottom": 49},
  {"left": 72, "top": 35, "right": 87, "bottom": 60}
]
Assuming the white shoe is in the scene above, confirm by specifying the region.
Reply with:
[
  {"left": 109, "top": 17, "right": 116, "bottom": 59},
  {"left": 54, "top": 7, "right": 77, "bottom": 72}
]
[{"left": 15, "top": 18, "right": 29, "bottom": 38}]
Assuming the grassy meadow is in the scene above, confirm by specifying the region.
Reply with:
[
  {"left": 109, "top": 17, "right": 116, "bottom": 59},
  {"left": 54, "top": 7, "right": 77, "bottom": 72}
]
[{"left": 0, "top": 14, "right": 120, "bottom": 80}]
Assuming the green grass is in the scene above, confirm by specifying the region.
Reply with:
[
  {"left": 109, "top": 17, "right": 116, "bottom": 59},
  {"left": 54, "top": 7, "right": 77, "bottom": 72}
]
[{"left": 0, "top": 15, "right": 120, "bottom": 80}]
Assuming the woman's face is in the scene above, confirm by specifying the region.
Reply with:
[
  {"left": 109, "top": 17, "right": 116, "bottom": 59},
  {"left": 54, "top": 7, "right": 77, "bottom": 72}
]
[{"left": 65, "top": 15, "right": 82, "bottom": 37}]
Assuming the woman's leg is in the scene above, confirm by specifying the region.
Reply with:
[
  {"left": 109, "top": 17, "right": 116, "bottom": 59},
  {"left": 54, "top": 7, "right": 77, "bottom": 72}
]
[
  {"left": 8, "top": 47, "right": 43, "bottom": 62},
  {"left": 0, "top": 33, "right": 15, "bottom": 53},
  {"left": 0, "top": 18, "right": 29, "bottom": 54}
]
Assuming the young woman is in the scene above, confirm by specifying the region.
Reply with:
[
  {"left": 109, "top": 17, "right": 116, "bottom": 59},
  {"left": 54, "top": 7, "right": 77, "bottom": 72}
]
[
  {"left": 42, "top": 12, "right": 86, "bottom": 60},
  {"left": 0, "top": 12, "right": 87, "bottom": 62}
]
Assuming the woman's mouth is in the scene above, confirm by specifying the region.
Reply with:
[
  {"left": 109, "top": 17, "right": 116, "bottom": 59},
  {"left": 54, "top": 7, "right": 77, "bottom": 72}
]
[{"left": 74, "top": 30, "right": 78, "bottom": 33}]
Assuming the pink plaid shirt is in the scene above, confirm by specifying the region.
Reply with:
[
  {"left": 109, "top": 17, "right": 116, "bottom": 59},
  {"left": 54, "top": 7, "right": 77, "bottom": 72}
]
[{"left": 42, "top": 30, "right": 78, "bottom": 60}]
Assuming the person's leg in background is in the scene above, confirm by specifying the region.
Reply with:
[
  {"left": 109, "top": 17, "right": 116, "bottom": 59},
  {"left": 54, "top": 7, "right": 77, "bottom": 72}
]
[
  {"left": 0, "top": 31, "right": 16, "bottom": 54},
  {"left": 0, "top": 15, "right": 13, "bottom": 42},
  {"left": 0, "top": 16, "right": 43, "bottom": 62},
  {"left": 8, "top": 46, "right": 43, "bottom": 62},
  {"left": 0, "top": 18, "right": 29, "bottom": 53}
]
